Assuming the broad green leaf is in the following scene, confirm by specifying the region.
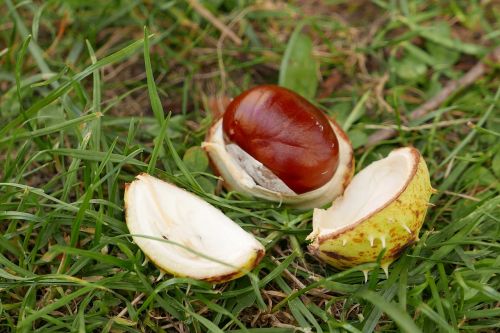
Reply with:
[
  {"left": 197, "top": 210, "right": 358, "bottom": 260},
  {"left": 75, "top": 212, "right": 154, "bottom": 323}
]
[
  {"left": 196, "top": 176, "right": 216, "bottom": 194},
  {"left": 394, "top": 54, "right": 428, "bottom": 81},
  {"left": 183, "top": 146, "right": 209, "bottom": 173},
  {"left": 347, "top": 129, "right": 368, "bottom": 149},
  {"left": 279, "top": 25, "right": 318, "bottom": 99},
  {"left": 424, "top": 23, "right": 460, "bottom": 68}
]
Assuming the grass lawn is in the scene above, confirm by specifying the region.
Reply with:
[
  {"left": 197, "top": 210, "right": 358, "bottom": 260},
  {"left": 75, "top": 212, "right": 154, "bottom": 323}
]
[{"left": 1, "top": 0, "right": 499, "bottom": 332}]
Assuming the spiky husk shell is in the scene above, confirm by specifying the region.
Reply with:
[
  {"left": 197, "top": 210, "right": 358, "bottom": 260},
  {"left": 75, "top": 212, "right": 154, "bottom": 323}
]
[{"left": 309, "top": 148, "right": 433, "bottom": 270}]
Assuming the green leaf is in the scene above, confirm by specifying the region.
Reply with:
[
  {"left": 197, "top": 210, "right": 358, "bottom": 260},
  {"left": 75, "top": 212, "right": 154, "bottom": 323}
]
[
  {"left": 36, "top": 105, "right": 66, "bottom": 127},
  {"left": 347, "top": 129, "right": 368, "bottom": 149},
  {"left": 279, "top": 24, "right": 318, "bottom": 99},
  {"left": 426, "top": 41, "right": 460, "bottom": 68},
  {"left": 423, "top": 23, "right": 460, "bottom": 68},
  {"left": 183, "top": 146, "right": 209, "bottom": 173},
  {"left": 196, "top": 176, "right": 216, "bottom": 194},
  {"left": 394, "top": 54, "right": 428, "bottom": 81}
]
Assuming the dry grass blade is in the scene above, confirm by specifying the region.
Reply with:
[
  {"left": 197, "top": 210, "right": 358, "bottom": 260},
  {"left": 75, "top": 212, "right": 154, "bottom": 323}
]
[
  {"left": 187, "top": 0, "right": 242, "bottom": 45},
  {"left": 366, "top": 47, "right": 500, "bottom": 147}
]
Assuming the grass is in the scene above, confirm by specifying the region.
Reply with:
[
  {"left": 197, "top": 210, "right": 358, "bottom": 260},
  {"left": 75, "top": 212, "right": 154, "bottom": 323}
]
[{"left": 1, "top": 0, "right": 499, "bottom": 332}]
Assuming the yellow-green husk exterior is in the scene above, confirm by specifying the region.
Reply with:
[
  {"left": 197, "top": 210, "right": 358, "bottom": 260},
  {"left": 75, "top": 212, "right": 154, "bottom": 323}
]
[{"left": 309, "top": 150, "right": 433, "bottom": 270}]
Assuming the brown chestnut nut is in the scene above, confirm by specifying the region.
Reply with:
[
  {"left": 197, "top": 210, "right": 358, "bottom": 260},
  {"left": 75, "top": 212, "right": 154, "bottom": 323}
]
[
  {"left": 202, "top": 85, "right": 354, "bottom": 209},
  {"left": 222, "top": 85, "right": 339, "bottom": 194}
]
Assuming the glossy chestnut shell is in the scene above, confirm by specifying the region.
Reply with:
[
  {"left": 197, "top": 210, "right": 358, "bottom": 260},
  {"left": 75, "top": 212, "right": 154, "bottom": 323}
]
[{"left": 222, "top": 85, "right": 339, "bottom": 194}]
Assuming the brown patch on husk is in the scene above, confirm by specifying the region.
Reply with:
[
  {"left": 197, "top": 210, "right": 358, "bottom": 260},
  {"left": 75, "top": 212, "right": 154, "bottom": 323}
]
[
  {"left": 204, "top": 271, "right": 241, "bottom": 283},
  {"left": 322, "top": 251, "right": 355, "bottom": 261},
  {"left": 252, "top": 248, "right": 266, "bottom": 268},
  {"left": 204, "top": 248, "right": 264, "bottom": 283},
  {"left": 389, "top": 239, "right": 415, "bottom": 258}
]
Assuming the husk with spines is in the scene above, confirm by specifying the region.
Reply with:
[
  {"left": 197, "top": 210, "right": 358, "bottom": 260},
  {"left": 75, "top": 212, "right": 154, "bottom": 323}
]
[{"left": 308, "top": 147, "right": 433, "bottom": 271}]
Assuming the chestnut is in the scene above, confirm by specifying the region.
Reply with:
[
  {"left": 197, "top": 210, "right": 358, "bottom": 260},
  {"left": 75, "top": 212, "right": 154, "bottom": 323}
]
[
  {"left": 222, "top": 85, "right": 339, "bottom": 194},
  {"left": 202, "top": 85, "right": 354, "bottom": 209}
]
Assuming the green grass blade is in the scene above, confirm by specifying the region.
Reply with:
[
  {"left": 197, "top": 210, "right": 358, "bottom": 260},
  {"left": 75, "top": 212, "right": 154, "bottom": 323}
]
[
  {"left": 417, "top": 303, "right": 457, "bottom": 333},
  {"left": 0, "top": 112, "right": 101, "bottom": 144},
  {"left": 143, "top": 27, "right": 165, "bottom": 125},
  {"left": 358, "top": 290, "right": 422, "bottom": 333},
  {"left": 343, "top": 91, "right": 370, "bottom": 131},
  {"left": 17, "top": 286, "right": 95, "bottom": 330},
  {"left": 0, "top": 38, "right": 145, "bottom": 137}
]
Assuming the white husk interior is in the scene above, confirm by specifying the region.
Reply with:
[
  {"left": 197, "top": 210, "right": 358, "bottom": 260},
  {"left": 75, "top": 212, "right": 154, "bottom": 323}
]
[
  {"left": 312, "top": 148, "right": 415, "bottom": 237},
  {"left": 202, "top": 119, "right": 353, "bottom": 208},
  {"left": 225, "top": 143, "right": 296, "bottom": 195},
  {"left": 126, "top": 174, "right": 263, "bottom": 279}
]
